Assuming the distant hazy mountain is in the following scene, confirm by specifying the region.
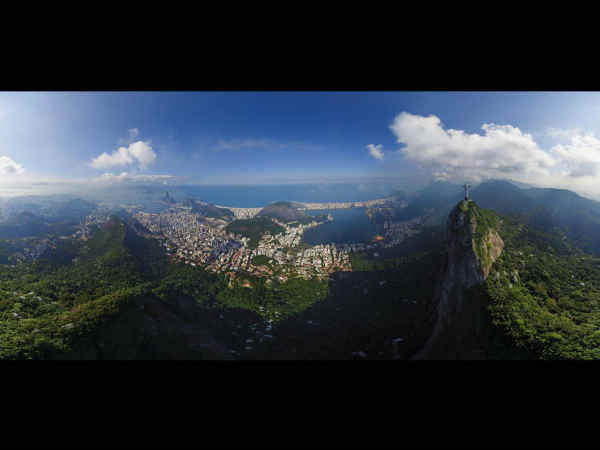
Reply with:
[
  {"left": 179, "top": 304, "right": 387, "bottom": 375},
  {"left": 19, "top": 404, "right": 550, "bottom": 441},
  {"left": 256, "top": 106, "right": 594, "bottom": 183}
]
[
  {"left": 470, "top": 180, "right": 537, "bottom": 215},
  {"left": 52, "top": 198, "right": 97, "bottom": 219},
  {"left": 397, "top": 179, "right": 600, "bottom": 256},
  {"left": 395, "top": 181, "right": 463, "bottom": 222},
  {"left": 388, "top": 190, "right": 408, "bottom": 201},
  {"left": 162, "top": 191, "right": 176, "bottom": 204},
  {"left": 0, "top": 211, "right": 49, "bottom": 238}
]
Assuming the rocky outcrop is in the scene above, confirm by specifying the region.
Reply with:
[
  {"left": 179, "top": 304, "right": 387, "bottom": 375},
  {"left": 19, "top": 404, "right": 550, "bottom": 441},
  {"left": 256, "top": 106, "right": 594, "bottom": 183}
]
[
  {"left": 162, "top": 191, "right": 176, "bottom": 204},
  {"left": 412, "top": 200, "right": 503, "bottom": 359}
]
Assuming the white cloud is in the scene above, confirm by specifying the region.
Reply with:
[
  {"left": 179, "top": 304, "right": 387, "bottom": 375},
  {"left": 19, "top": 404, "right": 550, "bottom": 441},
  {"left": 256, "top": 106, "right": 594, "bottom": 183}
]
[
  {"left": 389, "top": 112, "right": 555, "bottom": 184},
  {"left": 90, "top": 141, "right": 156, "bottom": 170},
  {"left": 0, "top": 156, "right": 25, "bottom": 175},
  {"left": 547, "top": 127, "right": 583, "bottom": 139},
  {"left": 127, "top": 141, "right": 156, "bottom": 169},
  {"left": 367, "top": 144, "right": 384, "bottom": 160},
  {"left": 551, "top": 134, "right": 600, "bottom": 178},
  {"left": 384, "top": 112, "right": 600, "bottom": 199},
  {"left": 94, "top": 172, "right": 130, "bottom": 182}
]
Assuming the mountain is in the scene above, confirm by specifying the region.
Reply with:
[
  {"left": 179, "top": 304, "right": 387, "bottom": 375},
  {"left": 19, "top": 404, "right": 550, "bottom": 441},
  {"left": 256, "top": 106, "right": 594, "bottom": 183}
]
[
  {"left": 395, "top": 181, "right": 463, "bottom": 223},
  {"left": 0, "top": 216, "right": 234, "bottom": 360},
  {"left": 407, "top": 192, "right": 600, "bottom": 360},
  {"left": 184, "top": 199, "right": 234, "bottom": 219},
  {"left": 470, "top": 180, "right": 536, "bottom": 215},
  {"left": 519, "top": 188, "right": 600, "bottom": 253},
  {"left": 412, "top": 200, "right": 504, "bottom": 359},
  {"left": 162, "top": 191, "right": 176, "bottom": 204},
  {"left": 388, "top": 189, "right": 408, "bottom": 201},
  {"left": 398, "top": 180, "right": 600, "bottom": 257},
  {"left": 52, "top": 198, "right": 97, "bottom": 220},
  {"left": 0, "top": 211, "right": 49, "bottom": 238},
  {"left": 257, "top": 201, "right": 306, "bottom": 222}
]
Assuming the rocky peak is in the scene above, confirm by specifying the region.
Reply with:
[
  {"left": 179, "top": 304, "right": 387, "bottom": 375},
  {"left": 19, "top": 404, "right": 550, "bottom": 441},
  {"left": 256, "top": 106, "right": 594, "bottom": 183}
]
[
  {"left": 412, "top": 200, "right": 504, "bottom": 359},
  {"left": 162, "top": 191, "right": 176, "bottom": 204}
]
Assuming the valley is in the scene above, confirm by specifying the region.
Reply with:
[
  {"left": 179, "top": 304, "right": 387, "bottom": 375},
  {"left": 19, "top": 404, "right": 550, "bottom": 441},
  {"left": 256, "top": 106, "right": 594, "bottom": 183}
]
[{"left": 5, "top": 179, "right": 600, "bottom": 359}]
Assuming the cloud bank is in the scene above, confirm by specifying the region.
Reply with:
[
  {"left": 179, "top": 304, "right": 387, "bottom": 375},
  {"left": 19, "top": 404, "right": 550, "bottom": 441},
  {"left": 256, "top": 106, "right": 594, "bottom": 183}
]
[
  {"left": 93, "top": 173, "right": 179, "bottom": 184},
  {"left": 90, "top": 141, "right": 156, "bottom": 170},
  {"left": 389, "top": 112, "right": 555, "bottom": 183},
  {"left": 384, "top": 112, "right": 600, "bottom": 199}
]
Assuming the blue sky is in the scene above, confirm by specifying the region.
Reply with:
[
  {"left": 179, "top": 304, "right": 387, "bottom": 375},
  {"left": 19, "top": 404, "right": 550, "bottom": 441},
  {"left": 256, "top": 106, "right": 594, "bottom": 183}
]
[{"left": 3, "top": 91, "right": 600, "bottom": 198}]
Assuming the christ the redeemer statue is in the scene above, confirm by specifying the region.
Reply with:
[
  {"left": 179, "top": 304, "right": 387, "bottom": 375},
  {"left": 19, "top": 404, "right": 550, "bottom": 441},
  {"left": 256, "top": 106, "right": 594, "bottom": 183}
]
[{"left": 463, "top": 183, "right": 471, "bottom": 201}]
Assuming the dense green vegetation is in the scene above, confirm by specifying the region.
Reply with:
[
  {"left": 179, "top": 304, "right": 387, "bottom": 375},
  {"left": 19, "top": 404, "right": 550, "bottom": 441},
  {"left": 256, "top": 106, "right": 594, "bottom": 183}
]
[
  {"left": 9, "top": 187, "right": 600, "bottom": 360},
  {"left": 485, "top": 215, "right": 600, "bottom": 359},
  {"left": 0, "top": 217, "right": 166, "bottom": 359},
  {"left": 225, "top": 217, "right": 285, "bottom": 249},
  {"left": 0, "top": 216, "right": 335, "bottom": 359},
  {"left": 0, "top": 240, "right": 26, "bottom": 264},
  {"left": 252, "top": 243, "right": 440, "bottom": 360},
  {"left": 461, "top": 201, "right": 501, "bottom": 266},
  {"left": 217, "top": 275, "right": 329, "bottom": 321},
  {"left": 251, "top": 255, "right": 272, "bottom": 266}
]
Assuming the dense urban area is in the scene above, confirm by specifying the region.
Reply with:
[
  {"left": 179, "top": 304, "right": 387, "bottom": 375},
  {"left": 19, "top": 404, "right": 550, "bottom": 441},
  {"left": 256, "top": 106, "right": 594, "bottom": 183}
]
[{"left": 0, "top": 194, "right": 426, "bottom": 282}]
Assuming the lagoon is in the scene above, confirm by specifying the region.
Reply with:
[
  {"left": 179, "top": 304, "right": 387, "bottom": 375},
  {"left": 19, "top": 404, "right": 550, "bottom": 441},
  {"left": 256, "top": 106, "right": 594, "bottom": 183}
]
[{"left": 303, "top": 208, "right": 377, "bottom": 245}]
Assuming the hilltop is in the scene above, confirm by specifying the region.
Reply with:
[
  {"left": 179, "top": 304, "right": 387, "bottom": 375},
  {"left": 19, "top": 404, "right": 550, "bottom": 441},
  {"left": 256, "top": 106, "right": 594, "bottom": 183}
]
[
  {"left": 395, "top": 180, "right": 600, "bottom": 257},
  {"left": 225, "top": 216, "right": 285, "bottom": 249},
  {"left": 162, "top": 191, "right": 176, "bottom": 204},
  {"left": 407, "top": 194, "right": 600, "bottom": 360},
  {"left": 257, "top": 201, "right": 306, "bottom": 223},
  {"left": 0, "top": 216, "right": 234, "bottom": 360},
  {"left": 184, "top": 199, "right": 234, "bottom": 219},
  {"left": 413, "top": 200, "right": 504, "bottom": 359}
]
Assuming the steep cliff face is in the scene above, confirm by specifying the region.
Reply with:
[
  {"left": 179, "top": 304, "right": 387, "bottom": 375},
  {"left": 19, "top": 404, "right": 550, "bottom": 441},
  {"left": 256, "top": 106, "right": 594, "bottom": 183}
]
[{"left": 412, "top": 200, "right": 503, "bottom": 359}]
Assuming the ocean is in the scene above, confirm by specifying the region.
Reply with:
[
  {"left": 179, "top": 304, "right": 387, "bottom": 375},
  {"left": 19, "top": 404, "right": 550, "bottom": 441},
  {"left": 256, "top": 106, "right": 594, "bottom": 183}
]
[{"left": 172, "top": 183, "right": 396, "bottom": 208}]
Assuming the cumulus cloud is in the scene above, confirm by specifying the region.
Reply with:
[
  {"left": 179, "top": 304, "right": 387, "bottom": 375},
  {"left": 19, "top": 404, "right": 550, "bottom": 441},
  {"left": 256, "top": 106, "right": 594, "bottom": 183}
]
[
  {"left": 547, "top": 127, "right": 583, "bottom": 139},
  {"left": 551, "top": 134, "right": 600, "bottom": 178},
  {"left": 367, "top": 144, "right": 384, "bottom": 160},
  {"left": 383, "top": 111, "right": 600, "bottom": 199},
  {"left": 90, "top": 141, "right": 156, "bottom": 170},
  {"left": 389, "top": 112, "right": 556, "bottom": 184},
  {"left": 0, "top": 156, "right": 25, "bottom": 175}
]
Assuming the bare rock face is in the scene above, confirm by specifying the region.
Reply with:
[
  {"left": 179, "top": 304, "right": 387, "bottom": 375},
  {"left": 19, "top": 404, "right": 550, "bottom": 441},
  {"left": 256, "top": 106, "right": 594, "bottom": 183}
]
[{"left": 412, "top": 200, "right": 503, "bottom": 359}]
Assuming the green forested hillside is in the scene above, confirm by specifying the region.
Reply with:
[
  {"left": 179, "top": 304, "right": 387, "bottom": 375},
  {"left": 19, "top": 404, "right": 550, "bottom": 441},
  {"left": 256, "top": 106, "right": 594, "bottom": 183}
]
[
  {"left": 225, "top": 217, "right": 285, "bottom": 248},
  {"left": 0, "top": 216, "right": 342, "bottom": 359},
  {"left": 6, "top": 201, "right": 600, "bottom": 359},
  {"left": 486, "top": 215, "right": 600, "bottom": 359},
  {"left": 0, "top": 217, "right": 164, "bottom": 359}
]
